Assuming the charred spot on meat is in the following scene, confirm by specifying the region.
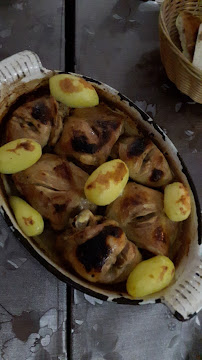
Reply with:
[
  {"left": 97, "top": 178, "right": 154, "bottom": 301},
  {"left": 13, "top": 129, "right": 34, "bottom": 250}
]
[
  {"left": 76, "top": 225, "right": 120, "bottom": 272},
  {"left": 53, "top": 163, "right": 73, "bottom": 181},
  {"left": 150, "top": 168, "right": 164, "bottom": 182},
  {"left": 153, "top": 226, "right": 167, "bottom": 244},
  {"left": 31, "top": 101, "right": 53, "bottom": 125},
  {"left": 53, "top": 203, "right": 67, "bottom": 213},
  {"left": 127, "top": 137, "right": 149, "bottom": 157},
  {"left": 71, "top": 132, "right": 98, "bottom": 154}
]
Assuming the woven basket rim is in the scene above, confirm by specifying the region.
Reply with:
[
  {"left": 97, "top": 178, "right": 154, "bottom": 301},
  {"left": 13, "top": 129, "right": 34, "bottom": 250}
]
[
  {"left": 159, "top": 12, "right": 202, "bottom": 80},
  {"left": 159, "top": 17, "right": 202, "bottom": 79},
  {"left": 160, "top": 0, "right": 202, "bottom": 29}
]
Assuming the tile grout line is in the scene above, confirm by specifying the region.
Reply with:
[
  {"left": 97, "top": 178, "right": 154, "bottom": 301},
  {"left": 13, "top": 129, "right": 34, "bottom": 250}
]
[
  {"left": 64, "top": 1, "right": 76, "bottom": 358},
  {"left": 65, "top": 0, "right": 76, "bottom": 73}
]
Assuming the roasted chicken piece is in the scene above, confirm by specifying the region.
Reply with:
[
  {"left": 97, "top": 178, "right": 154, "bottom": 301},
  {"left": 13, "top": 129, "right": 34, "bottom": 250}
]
[
  {"left": 56, "top": 211, "right": 142, "bottom": 284},
  {"left": 6, "top": 96, "right": 68, "bottom": 147},
  {"left": 117, "top": 136, "right": 172, "bottom": 187},
  {"left": 106, "top": 182, "right": 179, "bottom": 256},
  {"left": 54, "top": 103, "right": 125, "bottom": 167},
  {"left": 12, "top": 154, "right": 95, "bottom": 230}
]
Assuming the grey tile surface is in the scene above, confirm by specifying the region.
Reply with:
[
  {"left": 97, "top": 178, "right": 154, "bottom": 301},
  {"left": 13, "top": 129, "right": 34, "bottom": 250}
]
[
  {"left": 71, "top": 290, "right": 201, "bottom": 360},
  {"left": 73, "top": 1, "right": 202, "bottom": 359},
  {"left": 0, "top": 1, "right": 67, "bottom": 359},
  {"left": 0, "top": 0, "right": 65, "bottom": 70}
]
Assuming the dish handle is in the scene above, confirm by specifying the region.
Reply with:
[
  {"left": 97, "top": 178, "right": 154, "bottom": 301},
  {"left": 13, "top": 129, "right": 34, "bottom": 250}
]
[
  {"left": 162, "top": 244, "right": 202, "bottom": 320},
  {"left": 0, "top": 50, "right": 52, "bottom": 118}
]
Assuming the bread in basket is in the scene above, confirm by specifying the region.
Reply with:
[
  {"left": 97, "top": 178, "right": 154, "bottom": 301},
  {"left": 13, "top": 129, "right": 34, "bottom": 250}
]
[{"left": 159, "top": 0, "right": 202, "bottom": 103}]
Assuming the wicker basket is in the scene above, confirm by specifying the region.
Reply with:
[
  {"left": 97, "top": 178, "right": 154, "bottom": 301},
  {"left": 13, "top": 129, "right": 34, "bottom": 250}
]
[{"left": 159, "top": 0, "right": 202, "bottom": 103}]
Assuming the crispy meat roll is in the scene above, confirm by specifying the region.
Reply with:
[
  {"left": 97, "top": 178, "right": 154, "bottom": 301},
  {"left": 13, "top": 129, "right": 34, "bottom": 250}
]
[
  {"left": 118, "top": 136, "right": 173, "bottom": 187},
  {"left": 12, "top": 154, "right": 95, "bottom": 230},
  {"left": 56, "top": 211, "right": 142, "bottom": 284},
  {"left": 106, "top": 182, "right": 179, "bottom": 256},
  {"left": 54, "top": 103, "right": 125, "bottom": 166},
  {"left": 6, "top": 96, "right": 68, "bottom": 147}
]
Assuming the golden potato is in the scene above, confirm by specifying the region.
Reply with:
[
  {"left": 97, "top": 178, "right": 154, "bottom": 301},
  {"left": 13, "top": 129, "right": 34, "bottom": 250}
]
[
  {"left": 164, "top": 182, "right": 191, "bottom": 221},
  {"left": 9, "top": 196, "right": 44, "bottom": 237},
  {"left": 84, "top": 159, "right": 129, "bottom": 206},
  {"left": 126, "top": 255, "right": 175, "bottom": 298},
  {"left": 49, "top": 74, "right": 99, "bottom": 108},
  {"left": 0, "top": 138, "right": 42, "bottom": 174}
]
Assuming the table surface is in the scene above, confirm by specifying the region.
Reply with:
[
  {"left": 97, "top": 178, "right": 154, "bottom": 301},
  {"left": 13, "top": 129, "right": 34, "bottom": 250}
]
[{"left": 0, "top": 1, "right": 201, "bottom": 360}]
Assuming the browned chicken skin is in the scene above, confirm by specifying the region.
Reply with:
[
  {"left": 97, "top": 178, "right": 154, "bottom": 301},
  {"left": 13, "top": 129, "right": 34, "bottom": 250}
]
[
  {"left": 56, "top": 212, "right": 142, "bottom": 284},
  {"left": 106, "top": 182, "right": 179, "bottom": 256},
  {"left": 6, "top": 96, "right": 68, "bottom": 148},
  {"left": 12, "top": 154, "right": 96, "bottom": 230},
  {"left": 117, "top": 136, "right": 173, "bottom": 187},
  {"left": 54, "top": 103, "right": 125, "bottom": 166}
]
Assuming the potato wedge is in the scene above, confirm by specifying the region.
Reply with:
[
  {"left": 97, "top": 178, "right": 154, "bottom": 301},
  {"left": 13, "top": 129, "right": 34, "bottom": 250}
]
[
  {"left": 84, "top": 159, "right": 129, "bottom": 206},
  {"left": 49, "top": 74, "right": 99, "bottom": 108},
  {"left": 0, "top": 138, "right": 42, "bottom": 174},
  {"left": 126, "top": 255, "right": 175, "bottom": 298},
  {"left": 9, "top": 196, "right": 44, "bottom": 237}
]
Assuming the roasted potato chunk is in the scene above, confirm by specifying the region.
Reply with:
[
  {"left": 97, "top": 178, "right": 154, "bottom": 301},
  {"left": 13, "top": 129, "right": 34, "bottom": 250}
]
[
  {"left": 164, "top": 182, "right": 191, "bottom": 221},
  {"left": 84, "top": 159, "right": 129, "bottom": 206},
  {"left": 9, "top": 196, "right": 44, "bottom": 237},
  {"left": 0, "top": 139, "right": 42, "bottom": 174},
  {"left": 49, "top": 74, "right": 99, "bottom": 108},
  {"left": 126, "top": 255, "right": 175, "bottom": 298}
]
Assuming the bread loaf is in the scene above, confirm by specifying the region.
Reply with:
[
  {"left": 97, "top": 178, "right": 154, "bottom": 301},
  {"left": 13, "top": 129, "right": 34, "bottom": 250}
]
[
  {"left": 193, "top": 23, "right": 202, "bottom": 71},
  {"left": 176, "top": 11, "right": 201, "bottom": 61}
]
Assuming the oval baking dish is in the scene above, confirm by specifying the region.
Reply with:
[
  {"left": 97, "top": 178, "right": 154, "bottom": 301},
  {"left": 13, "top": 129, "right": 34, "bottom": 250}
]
[{"left": 0, "top": 51, "right": 201, "bottom": 321}]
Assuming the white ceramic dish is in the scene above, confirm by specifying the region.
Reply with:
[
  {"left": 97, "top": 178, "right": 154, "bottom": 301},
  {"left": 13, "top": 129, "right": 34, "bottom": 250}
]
[{"left": 0, "top": 51, "right": 201, "bottom": 320}]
